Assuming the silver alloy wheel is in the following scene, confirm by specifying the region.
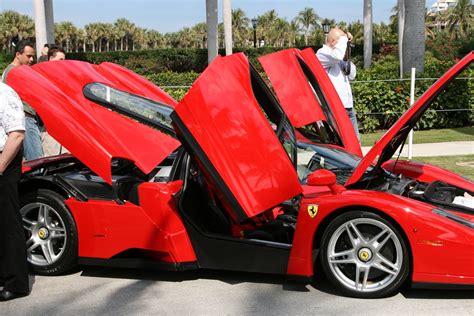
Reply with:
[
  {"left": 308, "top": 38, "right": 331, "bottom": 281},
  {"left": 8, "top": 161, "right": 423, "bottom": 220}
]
[
  {"left": 20, "top": 202, "right": 67, "bottom": 266},
  {"left": 327, "top": 218, "right": 403, "bottom": 293}
]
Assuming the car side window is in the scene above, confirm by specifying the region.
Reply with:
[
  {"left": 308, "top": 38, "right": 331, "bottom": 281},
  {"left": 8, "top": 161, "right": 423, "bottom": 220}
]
[{"left": 83, "top": 82, "right": 174, "bottom": 135}]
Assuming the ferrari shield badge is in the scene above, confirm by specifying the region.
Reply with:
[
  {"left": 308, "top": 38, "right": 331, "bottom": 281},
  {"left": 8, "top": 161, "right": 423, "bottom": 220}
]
[{"left": 307, "top": 204, "right": 319, "bottom": 218}]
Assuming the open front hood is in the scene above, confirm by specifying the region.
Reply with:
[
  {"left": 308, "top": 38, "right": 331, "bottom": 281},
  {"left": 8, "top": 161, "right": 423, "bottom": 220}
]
[
  {"left": 346, "top": 52, "right": 473, "bottom": 186},
  {"left": 259, "top": 48, "right": 362, "bottom": 156},
  {"left": 171, "top": 53, "right": 302, "bottom": 221},
  {"left": 7, "top": 61, "right": 180, "bottom": 184}
]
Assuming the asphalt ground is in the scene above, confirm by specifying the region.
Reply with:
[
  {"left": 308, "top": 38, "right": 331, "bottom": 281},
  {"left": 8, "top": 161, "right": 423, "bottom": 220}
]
[{"left": 1, "top": 267, "right": 473, "bottom": 315}]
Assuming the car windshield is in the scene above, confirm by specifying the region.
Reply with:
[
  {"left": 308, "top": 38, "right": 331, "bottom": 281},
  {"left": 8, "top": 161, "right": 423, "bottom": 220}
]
[
  {"left": 83, "top": 82, "right": 174, "bottom": 131},
  {"left": 295, "top": 142, "right": 363, "bottom": 182}
]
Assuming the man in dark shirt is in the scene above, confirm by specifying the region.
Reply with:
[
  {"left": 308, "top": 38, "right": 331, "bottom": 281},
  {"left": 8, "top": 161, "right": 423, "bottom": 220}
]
[{"left": 2, "top": 40, "right": 44, "bottom": 160}]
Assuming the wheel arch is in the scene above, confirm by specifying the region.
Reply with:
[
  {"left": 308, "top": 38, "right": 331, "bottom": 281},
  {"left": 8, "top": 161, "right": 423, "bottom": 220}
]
[
  {"left": 312, "top": 204, "right": 414, "bottom": 279},
  {"left": 19, "top": 178, "right": 71, "bottom": 200}
]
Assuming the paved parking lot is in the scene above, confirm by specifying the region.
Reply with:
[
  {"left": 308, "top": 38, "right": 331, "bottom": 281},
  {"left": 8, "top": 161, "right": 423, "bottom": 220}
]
[{"left": 2, "top": 267, "right": 473, "bottom": 315}]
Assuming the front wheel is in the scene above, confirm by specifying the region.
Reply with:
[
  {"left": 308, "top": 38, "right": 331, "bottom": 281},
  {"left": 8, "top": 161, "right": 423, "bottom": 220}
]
[
  {"left": 20, "top": 189, "right": 78, "bottom": 275},
  {"left": 320, "top": 211, "right": 410, "bottom": 298}
]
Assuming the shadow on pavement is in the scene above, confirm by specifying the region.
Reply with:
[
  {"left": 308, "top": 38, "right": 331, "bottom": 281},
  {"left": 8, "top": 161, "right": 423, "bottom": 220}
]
[{"left": 81, "top": 266, "right": 474, "bottom": 299}]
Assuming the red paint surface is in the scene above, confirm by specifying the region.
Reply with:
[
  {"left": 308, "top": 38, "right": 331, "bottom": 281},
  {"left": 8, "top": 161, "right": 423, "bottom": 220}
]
[
  {"left": 66, "top": 181, "right": 196, "bottom": 262},
  {"left": 383, "top": 159, "right": 474, "bottom": 192},
  {"left": 290, "top": 189, "right": 474, "bottom": 284},
  {"left": 174, "top": 53, "right": 302, "bottom": 220},
  {"left": 8, "top": 61, "right": 180, "bottom": 184}
]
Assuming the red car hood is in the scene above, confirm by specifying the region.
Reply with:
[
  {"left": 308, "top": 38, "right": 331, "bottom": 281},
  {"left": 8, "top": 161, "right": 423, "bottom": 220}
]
[
  {"left": 259, "top": 48, "right": 362, "bottom": 156},
  {"left": 171, "top": 53, "right": 302, "bottom": 221},
  {"left": 346, "top": 52, "right": 473, "bottom": 186},
  {"left": 7, "top": 60, "right": 180, "bottom": 184}
]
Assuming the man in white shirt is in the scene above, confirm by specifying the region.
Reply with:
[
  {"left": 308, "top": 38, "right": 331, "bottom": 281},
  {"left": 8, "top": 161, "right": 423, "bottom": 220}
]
[
  {"left": 0, "top": 82, "right": 30, "bottom": 301},
  {"left": 316, "top": 28, "right": 359, "bottom": 140}
]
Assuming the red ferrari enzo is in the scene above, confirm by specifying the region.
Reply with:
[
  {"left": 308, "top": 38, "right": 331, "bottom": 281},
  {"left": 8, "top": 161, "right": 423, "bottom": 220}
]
[{"left": 6, "top": 51, "right": 473, "bottom": 298}]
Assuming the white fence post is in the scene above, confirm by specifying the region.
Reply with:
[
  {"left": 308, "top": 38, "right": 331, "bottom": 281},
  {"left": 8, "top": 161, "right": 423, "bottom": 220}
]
[{"left": 408, "top": 67, "right": 416, "bottom": 159}]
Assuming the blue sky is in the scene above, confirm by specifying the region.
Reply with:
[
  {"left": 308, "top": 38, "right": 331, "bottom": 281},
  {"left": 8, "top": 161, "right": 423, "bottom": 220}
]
[{"left": 1, "top": 0, "right": 402, "bottom": 33}]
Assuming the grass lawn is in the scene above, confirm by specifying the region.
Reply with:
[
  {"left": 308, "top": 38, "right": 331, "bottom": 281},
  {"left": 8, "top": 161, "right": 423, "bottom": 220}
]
[
  {"left": 360, "top": 126, "right": 474, "bottom": 147},
  {"left": 411, "top": 155, "right": 474, "bottom": 180}
]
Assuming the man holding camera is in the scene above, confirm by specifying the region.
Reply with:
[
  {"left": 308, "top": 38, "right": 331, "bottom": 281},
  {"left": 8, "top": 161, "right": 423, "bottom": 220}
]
[{"left": 316, "top": 28, "right": 359, "bottom": 140}]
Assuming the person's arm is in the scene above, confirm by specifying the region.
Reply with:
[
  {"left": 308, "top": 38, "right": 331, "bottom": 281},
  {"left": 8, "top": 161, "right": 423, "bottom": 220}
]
[
  {"left": 0, "top": 131, "right": 24, "bottom": 175},
  {"left": 0, "top": 85, "right": 25, "bottom": 175},
  {"left": 316, "top": 35, "right": 349, "bottom": 68}
]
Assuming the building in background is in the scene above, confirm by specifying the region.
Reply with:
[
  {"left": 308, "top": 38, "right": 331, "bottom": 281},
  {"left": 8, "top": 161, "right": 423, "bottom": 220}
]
[{"left": 428, "top": 0, "right": 458, "bottom": 13}]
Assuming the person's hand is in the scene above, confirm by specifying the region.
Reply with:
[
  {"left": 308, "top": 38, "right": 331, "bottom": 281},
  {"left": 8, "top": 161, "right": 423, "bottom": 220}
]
[{"left": 346, "top": 32, "right": 353, "bottom": 42}]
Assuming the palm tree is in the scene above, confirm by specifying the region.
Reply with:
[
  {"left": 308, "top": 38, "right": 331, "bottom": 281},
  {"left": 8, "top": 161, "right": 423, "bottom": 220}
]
[
  {"left": 273, "top": 18, "right": 290, "bottom": 47},
  {"left": 257, "top": 10, "right": 281, "bottom": 47},
  {"left": 389, "top": 4, "right": 398, "bottom": 33},
  {"left": 373, "top": 22, "right": 396, "bottom": 44},
  {"left": 447, "top": 0, "right": 473, "bottom": 39},
  {"left": 55, "top": 21, "right": 78, "bottom": 52},
  {"left": 424, "top": 9, "right": 437, "bottom": 40},
  {"left": 17, "top": 13, "right": 35, "bottom": 41},
  {"left": 347, "top": 21, "right": 363, "bottom": 45},
  {"left": 288, "top": 19, "right": 300, "bottom": 47},
  {"left": 363, "top": 0, "right": 373, "bottom": 69},
  {"left": 191, "top": 22, "right": 207, "bottom": 48},
  {"left": 295, "top": 7, "right": 320, "bottom": 46},
  {"left": 114, "top": 18, "right": 135, "bottom": 51},
  {"left": 337, "top": 21, "right": 347, "bottom": 30},
  {"left": 231, "top": 8, "right": 250, "bottom": 47},
  {"left": 146, "top": 30, "right": 162, "bottom": 49},
  {"left": 132, "top": 27, "right": 146, "bottom": 50},
  {"left": 84, "top": 23, "right": 102, "bottom": 52},
  {"left": 76, "top": 28, "right": 87, "bottom": 52},
  {"left": 0, "top": 11, "right": 34, "bottom": 52}
]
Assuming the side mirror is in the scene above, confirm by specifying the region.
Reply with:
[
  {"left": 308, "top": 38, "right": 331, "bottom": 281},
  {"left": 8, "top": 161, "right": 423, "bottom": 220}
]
[{"left": 306, "top": 169, "right": 336, "bottom": 187}]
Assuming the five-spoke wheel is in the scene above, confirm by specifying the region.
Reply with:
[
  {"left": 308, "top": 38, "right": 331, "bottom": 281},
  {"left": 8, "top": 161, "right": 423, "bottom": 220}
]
[
  {"left": 321, "top": 211, "right": 409, "bottom": 298},
  {"left": 20, "top": 189, "right": 78, "bottom": 275}
]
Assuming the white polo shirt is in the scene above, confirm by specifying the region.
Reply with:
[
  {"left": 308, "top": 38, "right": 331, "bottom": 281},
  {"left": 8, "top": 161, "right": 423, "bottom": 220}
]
[
  {"left": 0, "top": 82, "right": 25, "bottom": 151},
  {"left": 316, "top": 36, "right": 357, "bottom": 109}
]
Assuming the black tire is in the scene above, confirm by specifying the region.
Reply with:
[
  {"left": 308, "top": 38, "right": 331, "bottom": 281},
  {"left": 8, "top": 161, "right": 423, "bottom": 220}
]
[
  {"left": 320, "top": 211, "right": 410, "bottom": 298},
  {"left": 20, "top": 189, "right": 78, "bottom": 275}
]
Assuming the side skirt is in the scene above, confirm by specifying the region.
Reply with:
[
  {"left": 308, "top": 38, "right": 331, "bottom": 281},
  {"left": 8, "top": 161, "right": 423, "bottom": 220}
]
[{"left": 412, "top": 282, "right": 474, "bottom": 290}]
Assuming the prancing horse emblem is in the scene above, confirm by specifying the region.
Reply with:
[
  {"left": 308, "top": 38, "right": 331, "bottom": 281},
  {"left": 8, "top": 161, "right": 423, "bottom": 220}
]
[{"left": 307, "top": 204, "right": 319, "bottom": 218}]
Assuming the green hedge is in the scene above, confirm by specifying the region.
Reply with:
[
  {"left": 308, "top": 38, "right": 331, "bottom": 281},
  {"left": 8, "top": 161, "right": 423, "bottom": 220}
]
[
  {"left": 352, "top": 55, "right": 473, "bottom": 132},
  {"left": 66, "top": 46, "right": 340, "bottom": 73},
  {"left": 144, "top": 72, "right": 199, "bottom": 101},
  {"left": 0, "top": 53, "right": 11, "bottom": 75}
]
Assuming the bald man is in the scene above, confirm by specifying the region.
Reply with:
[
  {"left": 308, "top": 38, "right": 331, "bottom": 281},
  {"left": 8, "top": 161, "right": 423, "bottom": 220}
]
[{"left": 316, "top": 28, "right": 359, "bottom": 140}]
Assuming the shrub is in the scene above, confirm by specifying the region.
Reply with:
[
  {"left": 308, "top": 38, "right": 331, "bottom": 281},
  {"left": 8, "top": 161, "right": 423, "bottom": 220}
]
[
  {"left": 353, "top": 54, "right": 472, "bottom": 132},
  {"left": 66, "top": 47, "right": 332, "bottom": 74}
]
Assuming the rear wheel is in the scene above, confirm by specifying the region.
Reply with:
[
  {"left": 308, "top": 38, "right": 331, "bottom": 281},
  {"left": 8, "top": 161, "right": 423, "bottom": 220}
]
[
  {"left": 20, "top": 189, "right": 78, "bottom": 275},
  {"left": 320, "top": 211, "right": 409, "bottom": 298}
]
